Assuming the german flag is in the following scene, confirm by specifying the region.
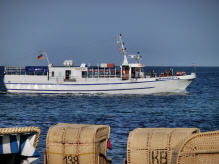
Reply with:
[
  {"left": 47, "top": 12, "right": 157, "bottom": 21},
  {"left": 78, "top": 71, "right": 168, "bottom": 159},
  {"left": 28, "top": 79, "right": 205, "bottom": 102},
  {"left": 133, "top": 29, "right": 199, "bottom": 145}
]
[{"left": 37, "top": 54, "right": 44, "bottom": 60}]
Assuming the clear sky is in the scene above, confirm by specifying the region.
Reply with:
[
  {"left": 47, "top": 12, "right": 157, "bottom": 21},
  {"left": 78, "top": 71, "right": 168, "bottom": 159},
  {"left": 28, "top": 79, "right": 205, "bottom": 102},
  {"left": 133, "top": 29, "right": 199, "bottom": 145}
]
[{"left": 0, "top": 0, "right": 219, "bottom": 66}]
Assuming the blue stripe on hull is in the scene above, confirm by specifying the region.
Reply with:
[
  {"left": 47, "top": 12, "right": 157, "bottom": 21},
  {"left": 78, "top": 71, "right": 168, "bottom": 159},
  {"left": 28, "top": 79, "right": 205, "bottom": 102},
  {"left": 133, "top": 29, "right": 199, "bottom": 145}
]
[
  {"left": 7, "top": 87, "right": 154, "bottom": 92},
  {"left": 5, "top": 78, "right": 180, "bottom": 86},
  {"left": 5, "top": 81, "right": 154, "bottom": 86}
]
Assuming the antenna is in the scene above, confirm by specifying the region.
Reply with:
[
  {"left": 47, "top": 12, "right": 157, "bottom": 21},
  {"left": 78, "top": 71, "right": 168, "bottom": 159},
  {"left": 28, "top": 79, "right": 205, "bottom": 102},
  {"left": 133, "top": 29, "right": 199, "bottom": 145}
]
[
  {"left": 136, "top": 51, "right": 142, "bottom": 63},
  {"left": 128, "top": 52, "right": 142, "bottom": 64},
  {"left": 117, "top": 34, "right": 128, "bottom": 65}
]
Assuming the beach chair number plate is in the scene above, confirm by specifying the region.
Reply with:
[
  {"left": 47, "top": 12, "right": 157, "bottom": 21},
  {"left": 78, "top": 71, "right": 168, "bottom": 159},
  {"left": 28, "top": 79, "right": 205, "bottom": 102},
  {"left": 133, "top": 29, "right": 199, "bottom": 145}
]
[
  {"left": 152, "top": 149, "right": 167, "bottom": 164},
  {"left": 63, "top": 155, "right": 79, "bottom": 164}
]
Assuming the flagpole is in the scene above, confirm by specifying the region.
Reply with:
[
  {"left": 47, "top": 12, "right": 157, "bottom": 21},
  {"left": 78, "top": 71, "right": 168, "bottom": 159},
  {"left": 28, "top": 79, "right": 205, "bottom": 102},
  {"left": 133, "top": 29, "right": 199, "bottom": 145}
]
[
  {"left": 42, "top": 51, "right": 50, "bottom": 65},
  {"left": 192, "top": 63, "right": 196, "bottom": 73}
]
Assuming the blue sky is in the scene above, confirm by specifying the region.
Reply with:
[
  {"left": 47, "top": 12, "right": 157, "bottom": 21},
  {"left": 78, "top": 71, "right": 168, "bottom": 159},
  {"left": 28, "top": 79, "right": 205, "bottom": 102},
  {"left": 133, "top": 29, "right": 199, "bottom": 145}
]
[{"left": 0, "top": 0, "right": 219, "bottom": 66}]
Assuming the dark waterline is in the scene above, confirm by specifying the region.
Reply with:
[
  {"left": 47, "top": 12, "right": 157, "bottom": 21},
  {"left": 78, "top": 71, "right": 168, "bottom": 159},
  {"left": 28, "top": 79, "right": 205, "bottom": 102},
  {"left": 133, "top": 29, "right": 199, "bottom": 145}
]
[{"left": 0, "top": 66, "right": 219, "bottom": 164}]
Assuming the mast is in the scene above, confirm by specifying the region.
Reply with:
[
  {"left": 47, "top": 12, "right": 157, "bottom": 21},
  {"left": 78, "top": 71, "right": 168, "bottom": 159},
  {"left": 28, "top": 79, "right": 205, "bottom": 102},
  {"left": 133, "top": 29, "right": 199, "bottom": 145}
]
[
  {"left": 117, "top": 34, "right": 128, "bottom": 65},
  {"left": 41, "top": 51, "right": 51, "bottom": 66}
]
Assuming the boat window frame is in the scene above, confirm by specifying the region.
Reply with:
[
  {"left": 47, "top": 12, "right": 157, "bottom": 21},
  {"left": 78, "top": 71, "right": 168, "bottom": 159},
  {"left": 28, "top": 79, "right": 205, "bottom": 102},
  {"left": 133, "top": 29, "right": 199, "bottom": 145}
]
[{"left": 65, "top": 70, "right": 71, "bottom": 80}]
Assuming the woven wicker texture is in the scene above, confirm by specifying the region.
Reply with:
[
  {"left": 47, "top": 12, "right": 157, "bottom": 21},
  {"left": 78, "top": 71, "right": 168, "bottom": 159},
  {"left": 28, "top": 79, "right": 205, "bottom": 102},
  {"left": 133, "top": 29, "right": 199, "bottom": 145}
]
[
  {"left": 45, "top": 123, "right": 110, "bottom": 164},
  {"left": 177, "top": 130, "right": 219, "bottom": 164},
  {"left": 127, "top": 128, "right": 200, "bottom": 164},
  {"left": 0, "top": 126, "right": 41, "bottom": 148}
]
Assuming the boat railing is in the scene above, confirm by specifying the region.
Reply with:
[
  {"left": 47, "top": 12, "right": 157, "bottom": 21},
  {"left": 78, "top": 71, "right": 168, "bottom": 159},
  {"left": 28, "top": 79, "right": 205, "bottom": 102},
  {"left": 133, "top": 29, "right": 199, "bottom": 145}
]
[
  {"left": 82, "top": 68, "right": 121, "bottom": 78},
  {"left": 4, "top": 66, "right": 48, "bottom": 76}
]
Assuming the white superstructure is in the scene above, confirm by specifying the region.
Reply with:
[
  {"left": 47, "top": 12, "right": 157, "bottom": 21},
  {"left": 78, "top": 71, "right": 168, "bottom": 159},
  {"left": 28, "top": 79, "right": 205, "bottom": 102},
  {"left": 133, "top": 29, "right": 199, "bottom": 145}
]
[{"left": 3, "top": 34, "right": 196, "bottom": 94}]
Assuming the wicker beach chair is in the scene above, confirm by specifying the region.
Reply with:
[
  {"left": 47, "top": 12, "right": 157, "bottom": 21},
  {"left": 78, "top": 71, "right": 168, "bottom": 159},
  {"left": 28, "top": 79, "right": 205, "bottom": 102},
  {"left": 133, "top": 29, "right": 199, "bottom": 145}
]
[
  {"left": 0, "top": 126, "right": 40, "bottom": 164},
  {"left": 177, "top": 130, "right": 219, "bottom": 164},
  {"left": 45, "top": 123, "right": 111, "bottom": 164},
  {"left": 126, "top": 128, "right": 200, "bottom": 164}
]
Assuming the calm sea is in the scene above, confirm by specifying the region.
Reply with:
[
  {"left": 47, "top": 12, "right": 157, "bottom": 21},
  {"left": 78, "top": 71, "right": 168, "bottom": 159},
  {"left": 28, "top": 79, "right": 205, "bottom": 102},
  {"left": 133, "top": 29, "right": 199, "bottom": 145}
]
[{"left": 0, "top": 66, "right": 219, "bottom": 164}]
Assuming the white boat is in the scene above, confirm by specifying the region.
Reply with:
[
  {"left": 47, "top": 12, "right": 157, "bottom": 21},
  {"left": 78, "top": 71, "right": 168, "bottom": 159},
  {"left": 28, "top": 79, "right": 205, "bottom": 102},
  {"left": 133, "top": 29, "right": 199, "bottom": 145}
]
[{"left": 3, "top": 34, "right": 196, "bottom": 94}]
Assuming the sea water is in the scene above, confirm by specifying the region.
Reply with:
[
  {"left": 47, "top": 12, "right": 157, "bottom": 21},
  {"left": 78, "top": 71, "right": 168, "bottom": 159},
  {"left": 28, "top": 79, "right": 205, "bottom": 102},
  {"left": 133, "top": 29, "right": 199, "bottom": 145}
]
[{"left": 0, "top": 66, "right": 219, "bottom": 164}]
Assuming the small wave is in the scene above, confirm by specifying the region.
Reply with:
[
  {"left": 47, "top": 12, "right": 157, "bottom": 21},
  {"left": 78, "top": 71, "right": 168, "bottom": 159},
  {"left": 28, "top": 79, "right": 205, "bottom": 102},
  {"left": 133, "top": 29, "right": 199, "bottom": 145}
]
[
  {"left": 0, "top": 90, "right": 6, "bottom": 94},
  {"left": 150, "top": 91, "right": 189, "bottom": 96}
]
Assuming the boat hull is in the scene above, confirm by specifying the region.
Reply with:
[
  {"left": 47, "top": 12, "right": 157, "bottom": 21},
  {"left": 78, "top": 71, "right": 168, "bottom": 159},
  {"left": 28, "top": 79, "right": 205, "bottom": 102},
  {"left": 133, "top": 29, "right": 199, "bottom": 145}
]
[{"left": 3, "top": 74, "right": 195, "bottom": 94}]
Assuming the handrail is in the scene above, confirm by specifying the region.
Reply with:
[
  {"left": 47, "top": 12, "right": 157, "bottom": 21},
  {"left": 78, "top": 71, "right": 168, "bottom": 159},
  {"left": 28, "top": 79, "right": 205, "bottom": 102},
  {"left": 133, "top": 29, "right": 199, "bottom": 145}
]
[{"left": 4, "top": 66, "right": 47, "bottom": 76}]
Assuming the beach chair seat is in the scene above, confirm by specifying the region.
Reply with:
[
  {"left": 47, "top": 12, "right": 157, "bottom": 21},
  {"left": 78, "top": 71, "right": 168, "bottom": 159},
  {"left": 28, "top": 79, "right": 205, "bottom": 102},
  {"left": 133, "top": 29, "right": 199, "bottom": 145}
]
[
  {"left": 45, "top": 123, "right": 111, "bottom": 164},
  {"left": 177, "top": 130, "right": 219, "bottom": 164},
  {"left": 126, "top": 128, "right": 200, "bottom": 164},
  {"left": 0, "top": 127, "right": 40, "bottom": 164}
]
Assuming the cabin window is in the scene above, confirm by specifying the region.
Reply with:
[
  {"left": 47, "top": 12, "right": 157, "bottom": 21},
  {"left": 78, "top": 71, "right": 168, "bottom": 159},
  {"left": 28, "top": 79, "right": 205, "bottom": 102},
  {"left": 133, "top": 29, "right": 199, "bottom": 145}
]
[
  {"left": 65, "top": 70, "right": 71, "bottom": 80},
  {"left": 82, "top": 68, "right": 121, "bottom": 78},
  {"left": 122, "top": 66, "right": 129, "bottom": 80},
  {"left": 82, "top": 71, "right": 87, "bottom": 78},
  {"left": 131, "top": 67, "right": 141, "bottom": 79},
  {"left": 52, "top": 71, "right": 55, "bottom": 77},
  {"left": 131, "top": 68, "right": 135, "bottom": 78}
]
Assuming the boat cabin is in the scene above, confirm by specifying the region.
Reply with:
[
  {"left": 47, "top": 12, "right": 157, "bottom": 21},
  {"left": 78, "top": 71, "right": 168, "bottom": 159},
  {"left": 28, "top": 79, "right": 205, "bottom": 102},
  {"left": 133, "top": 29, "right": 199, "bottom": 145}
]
[
  {"left": 48, "top": 62, "right": 144, "bottom": 82},
  {"left": 121, "top": 63, "right": 144, "bottom": 80}
]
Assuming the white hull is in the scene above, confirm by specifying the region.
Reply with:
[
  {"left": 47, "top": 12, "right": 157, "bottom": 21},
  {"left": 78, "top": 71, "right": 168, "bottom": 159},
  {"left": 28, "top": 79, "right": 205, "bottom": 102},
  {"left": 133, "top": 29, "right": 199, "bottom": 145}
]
[{"left": 4, "top": 74, "right": 195, "bottom": 94}]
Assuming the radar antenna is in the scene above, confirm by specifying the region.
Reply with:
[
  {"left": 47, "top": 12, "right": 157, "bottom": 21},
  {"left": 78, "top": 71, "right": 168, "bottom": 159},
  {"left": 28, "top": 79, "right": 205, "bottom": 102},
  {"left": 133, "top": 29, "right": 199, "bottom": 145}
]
[
  {"left": 136, "top": 52, "right": 142, "bottom": 63},
  {"left": 128, "top": 51, "right": 142, "bottom": 64}
]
